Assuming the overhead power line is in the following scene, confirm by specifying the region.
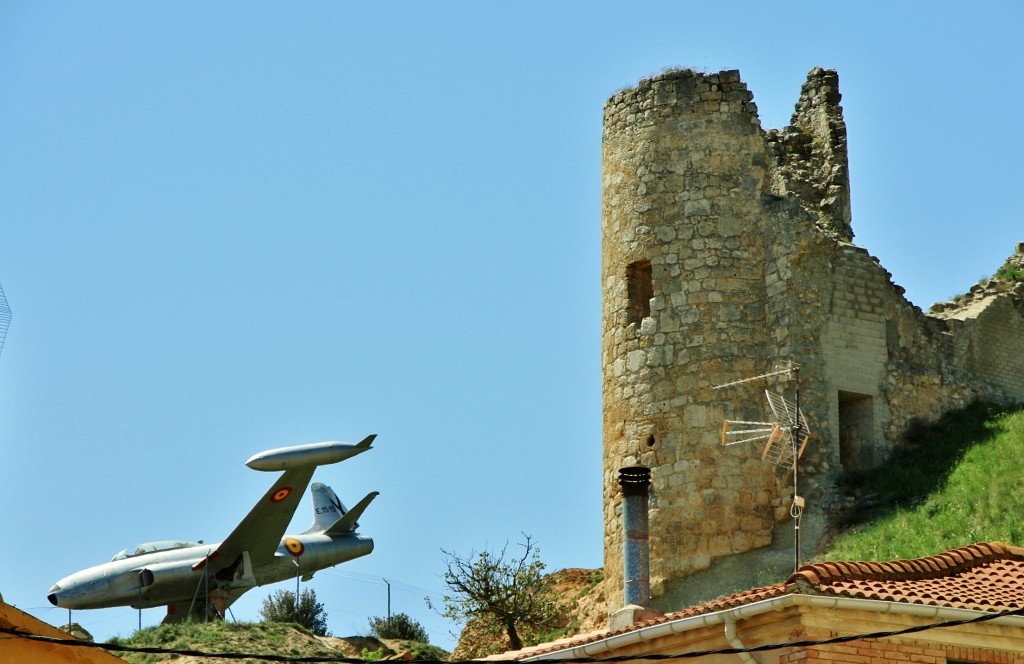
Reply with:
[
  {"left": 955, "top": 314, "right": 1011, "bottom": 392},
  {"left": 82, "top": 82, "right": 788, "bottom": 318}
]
[
  {"left": 318, "top": 569, "right": 445, "bottom": 601},
  {"left": 3, "top": 605, "right": 1023, "bottom": 662}
]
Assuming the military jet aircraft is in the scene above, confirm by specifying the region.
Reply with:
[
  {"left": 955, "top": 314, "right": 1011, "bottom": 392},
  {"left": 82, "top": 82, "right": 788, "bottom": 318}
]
[{"left": 48, "top": 436, "right": 378, "bottom": 623}]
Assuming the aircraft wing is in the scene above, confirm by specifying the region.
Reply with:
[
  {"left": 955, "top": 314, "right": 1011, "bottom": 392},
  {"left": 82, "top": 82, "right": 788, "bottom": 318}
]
[{"left": 201, "top": 466, "right": 317, "bottom": 574}]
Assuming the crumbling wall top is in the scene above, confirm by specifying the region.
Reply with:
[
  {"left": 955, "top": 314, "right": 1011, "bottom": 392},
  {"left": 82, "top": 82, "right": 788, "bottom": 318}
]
[
  {"left": 603, "top": 68, "right": 759, "bottom": 133},
  {"left": 766, "top": 67, "right": 852, "bottom": 241},
  {"left": 930, "top": 242, "right": 1024, "bottom": 317}
]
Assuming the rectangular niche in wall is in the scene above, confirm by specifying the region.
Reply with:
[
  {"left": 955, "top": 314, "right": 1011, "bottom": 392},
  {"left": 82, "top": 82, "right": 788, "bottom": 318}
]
[
  {"left": 626, "top": 259, "right": 653, "bottom": 326},
  {"left": 838, "top": 391, "right": 875, "bottom": 470}
]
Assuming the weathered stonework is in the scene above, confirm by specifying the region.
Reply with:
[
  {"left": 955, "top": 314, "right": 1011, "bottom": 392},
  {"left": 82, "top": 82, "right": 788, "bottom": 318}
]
[{"left": 601, "top": 67, "right": 1024, "bottom": 615}]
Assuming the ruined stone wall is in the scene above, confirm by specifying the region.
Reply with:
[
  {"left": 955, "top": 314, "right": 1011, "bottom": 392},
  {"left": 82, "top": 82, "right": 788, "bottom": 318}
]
[
  {"left": 960, "top": 297, "right": 1024, "bottom": 394},
  {"left": 601, "top": 67, "right": 1024, "bottom": 616},
  {"left": 824, "top": 246, "right": 897, "bottom": 468},
  {"left": 937, "top": 271, "right": 1024, "bottom": 400},
  {"left": 766, "top": 68, "right": 851, "bottom": 241}
]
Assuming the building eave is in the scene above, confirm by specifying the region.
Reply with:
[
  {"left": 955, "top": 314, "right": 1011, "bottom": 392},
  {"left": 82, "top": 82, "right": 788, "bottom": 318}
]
[{"left": 519, "top": 593, "right": 1024, "bottom": 661}]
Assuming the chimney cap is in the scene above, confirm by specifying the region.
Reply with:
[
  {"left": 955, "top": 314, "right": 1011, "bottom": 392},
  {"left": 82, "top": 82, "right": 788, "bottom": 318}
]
[{"left": 618, "top": 466, "right": 651, "bottom": 495}]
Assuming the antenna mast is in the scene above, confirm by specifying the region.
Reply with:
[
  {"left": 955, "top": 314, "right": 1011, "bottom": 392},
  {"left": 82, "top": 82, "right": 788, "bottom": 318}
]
[{"left": 713, "top": 363, "right": 810, "bottom": 571}]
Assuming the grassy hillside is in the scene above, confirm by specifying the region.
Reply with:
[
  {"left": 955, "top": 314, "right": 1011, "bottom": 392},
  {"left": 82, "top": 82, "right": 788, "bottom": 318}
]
[
  {"left": 823, "top": 401, "right": 1024, "bottom": 562},
  {"left": 109, "top": 620, "right": 449, "bottom": 663}
]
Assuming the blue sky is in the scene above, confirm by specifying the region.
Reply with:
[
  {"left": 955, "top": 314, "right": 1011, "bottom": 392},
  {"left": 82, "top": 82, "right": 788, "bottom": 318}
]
[{"left": 1, "top": 1, "right": 1021, "bottom": 650}]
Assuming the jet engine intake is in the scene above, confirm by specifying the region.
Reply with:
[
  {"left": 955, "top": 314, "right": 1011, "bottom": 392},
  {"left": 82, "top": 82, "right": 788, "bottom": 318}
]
[{"left": 138, "top": 560, "right": 202, "bottom": 593}]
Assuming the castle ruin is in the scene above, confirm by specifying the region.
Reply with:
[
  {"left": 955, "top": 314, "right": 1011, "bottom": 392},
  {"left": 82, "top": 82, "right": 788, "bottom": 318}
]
[{"left": 601, "top": 67, "right": 1024, "bottom": 614}]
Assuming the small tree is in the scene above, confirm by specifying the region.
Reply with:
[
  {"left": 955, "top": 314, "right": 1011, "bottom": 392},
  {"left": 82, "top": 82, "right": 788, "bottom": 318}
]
[
  {"left": 368, "top": 612, "right": 430, "bottom": 642},
  {"left": 259, "top": 588, "right": 330, "bottom": 636},
  {"left": 434, "top": 534, "right": 558, "bottom": 651}
]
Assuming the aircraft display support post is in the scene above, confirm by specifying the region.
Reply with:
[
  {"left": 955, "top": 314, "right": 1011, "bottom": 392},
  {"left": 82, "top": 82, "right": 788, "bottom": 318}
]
[
  {"left": 791, "top": 366, "right": 803, "bottom": 572},
  {"left": 294, "top": 559, "right": 301, "bottom": 614}
]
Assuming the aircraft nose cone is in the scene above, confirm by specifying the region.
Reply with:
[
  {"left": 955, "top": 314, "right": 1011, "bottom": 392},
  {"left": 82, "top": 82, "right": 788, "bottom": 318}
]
[{"left": 47, "top": 585, "right": 60, "bottom": 606}]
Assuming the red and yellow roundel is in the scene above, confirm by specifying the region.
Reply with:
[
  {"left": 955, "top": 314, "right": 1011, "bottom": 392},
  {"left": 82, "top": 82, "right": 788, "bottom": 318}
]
[
  {"left": 271, "top": 487, "right": 292, "bottom": 503},
  {"left": 284, "top": 538, "right": 305, "bottom": 556}
]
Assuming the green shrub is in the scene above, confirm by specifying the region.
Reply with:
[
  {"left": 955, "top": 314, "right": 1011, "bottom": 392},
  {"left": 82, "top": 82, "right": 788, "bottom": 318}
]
[
  {"left": 259, "top": 588, "right": 330, "bottom": 636},
  {"left": 368, "top": 612, "right": 429, "bottom": 642},
  {"left": 995, "top": 265, "right": 1024, "bottom": 282}
]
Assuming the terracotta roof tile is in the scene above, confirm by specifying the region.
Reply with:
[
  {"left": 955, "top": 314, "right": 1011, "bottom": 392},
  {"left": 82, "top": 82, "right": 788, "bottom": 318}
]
[
  {"left": 489, "top": 542, "right": 1024, "bottom": 660},
  {"left": 482, "top": 582, "right": 795, "bottom": 660},
  {"left": 790, "top": 542, "right": 1024, "bottom": 612}
]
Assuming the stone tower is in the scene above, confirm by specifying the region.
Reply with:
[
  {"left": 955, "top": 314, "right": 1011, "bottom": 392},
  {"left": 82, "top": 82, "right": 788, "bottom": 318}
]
[{"left": 600, "top": 67, "right": 1024, "bottom": 615}]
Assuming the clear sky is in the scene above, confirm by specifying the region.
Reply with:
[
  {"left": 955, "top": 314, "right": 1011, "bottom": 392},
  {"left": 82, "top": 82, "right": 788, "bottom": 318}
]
[{"left": 1, "top": 1, "right": 1021, "bottom": 651}]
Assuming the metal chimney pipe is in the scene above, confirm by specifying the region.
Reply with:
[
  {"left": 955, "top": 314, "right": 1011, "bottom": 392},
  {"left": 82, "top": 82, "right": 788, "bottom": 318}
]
[{"left": 619, "top": 465, "right": 651, "bottom": 607}]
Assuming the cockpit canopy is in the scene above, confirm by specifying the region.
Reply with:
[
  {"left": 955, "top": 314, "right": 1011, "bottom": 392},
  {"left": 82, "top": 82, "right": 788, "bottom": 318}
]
[{"left": 111, "top": 540, "right": 202, "bottom": 561}]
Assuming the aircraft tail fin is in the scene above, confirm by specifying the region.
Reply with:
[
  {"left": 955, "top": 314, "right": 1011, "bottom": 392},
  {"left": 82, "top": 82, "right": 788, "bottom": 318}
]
[
  {"left": 325, "top": 491, "right": 379, "bottom": 535},
  {"left": 304, "top": 482, "right": 347, "bottom": 534}
]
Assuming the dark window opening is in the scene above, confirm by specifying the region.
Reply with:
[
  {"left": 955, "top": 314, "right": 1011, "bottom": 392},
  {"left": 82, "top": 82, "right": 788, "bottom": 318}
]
[
  {"left": 839, "top": 391, "right": 875, "bottom": 470},
  {"left": 626, "top": 260, "right": 653, "bottom": 326},
  {"left": 646, "top": 434, "right": 656, "bottom": 448}
]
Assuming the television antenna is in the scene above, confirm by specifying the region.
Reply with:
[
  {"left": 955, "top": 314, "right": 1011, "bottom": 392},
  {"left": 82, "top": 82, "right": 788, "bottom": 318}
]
[
  {"left": 0, "top": 281, "right": 10, "bottom": 358},
  {"left": 713, "top": 362, "right": 811, "bottom": 571}
]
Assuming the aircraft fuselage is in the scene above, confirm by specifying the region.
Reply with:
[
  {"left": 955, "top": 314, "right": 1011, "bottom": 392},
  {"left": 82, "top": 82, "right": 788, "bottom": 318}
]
[{"left": 49, "top": 532, "right": 372, "bottom": 611}]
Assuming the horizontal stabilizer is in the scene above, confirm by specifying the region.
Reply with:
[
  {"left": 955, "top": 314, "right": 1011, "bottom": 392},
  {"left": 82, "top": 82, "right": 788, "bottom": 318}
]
[{"left": 326, "top": 491, "right": 379, "bottom": 535}]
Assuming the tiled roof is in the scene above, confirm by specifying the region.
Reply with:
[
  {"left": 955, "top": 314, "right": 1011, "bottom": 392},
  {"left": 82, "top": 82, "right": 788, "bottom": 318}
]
[
  {"left": 790, "top": 541, "right": 1024, "bottom": 611},
  {"left": 489, "top": 541, "right": 1024, "bottom": 660},
  {"left": 481, "top": 582, "right": 794, "bottom": 660}
]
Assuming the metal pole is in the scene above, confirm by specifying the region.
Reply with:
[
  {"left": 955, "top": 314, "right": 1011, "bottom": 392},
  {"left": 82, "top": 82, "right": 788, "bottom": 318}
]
[
  {"left": 792, "top": 367, "right": 802, "bottom": 572},
  {"left": 204, "top": 565, "right": 209, "bottom": 623},
  {"left": 384, "top": 578, "right": 391, "bottom": 619},
  {"left": 294, "top": 559, "right": 301, "bottom": 616}
]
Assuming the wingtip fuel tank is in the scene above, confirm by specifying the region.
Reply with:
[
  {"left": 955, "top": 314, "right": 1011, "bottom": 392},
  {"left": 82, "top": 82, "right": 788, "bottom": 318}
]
[{"left": 245, "top": 435, "right": 375, "bottom": 471}]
